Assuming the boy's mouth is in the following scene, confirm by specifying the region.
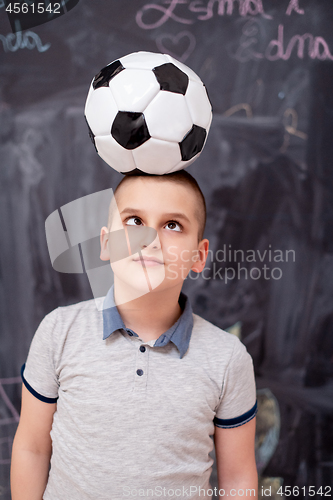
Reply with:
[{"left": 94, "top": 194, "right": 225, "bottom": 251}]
[{"left": 132, "top": 255, "right": 164, "bottom": 267}]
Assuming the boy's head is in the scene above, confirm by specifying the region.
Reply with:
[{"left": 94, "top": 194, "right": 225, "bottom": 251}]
[
  {"left": 100, "top": 170, "right": 209, "bottom": 301},
  {"left": 110, "top": 170, "right": 206, "bottom": 242}
]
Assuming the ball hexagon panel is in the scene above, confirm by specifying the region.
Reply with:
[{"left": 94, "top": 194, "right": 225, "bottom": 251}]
[
  {"left": 185, "top": 80, "right": 212, "bottom": 130},
  {"left": 93, "top": 60, "right": 124, "bottom": 89},
  {"left": 120, "top": 51, "right": 169, "bottom": 71},
  {"left": 95, "top": 135, "right": 136, "bottom": 173},
  {"left": 85, "top": 87, "right": 118, "bottom": 137},
  {"left": 165, "top": 55, "right": 202, "bottom": 84},
  {"left": 144, "top": 92, "right": 193, "bottom": 143},
  {"left": 180, "top": 125, "right": 206, "bottom": 161},
  {"left": 153, "top": 63, "right": 189, "bottom": 95},
  {"left": 109, "top": 69, "right": 160, "bottom": 113},
  {"left": 111, "top": 111, "right": 150, "bottom": 150},
  {"left": 132, "top": 138, "right": 182, "bottom": 174}
]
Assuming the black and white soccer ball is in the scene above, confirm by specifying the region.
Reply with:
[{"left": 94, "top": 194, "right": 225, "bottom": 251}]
[{"left": 84, "top": 51, "right": 212, "bottom": 175}]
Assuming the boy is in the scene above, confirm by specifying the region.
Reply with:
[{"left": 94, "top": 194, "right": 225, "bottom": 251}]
[{"left": 11, "top": 171, "right": 258, "bottom": 500}]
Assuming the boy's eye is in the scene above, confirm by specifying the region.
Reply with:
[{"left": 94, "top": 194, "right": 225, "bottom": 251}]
[
  {"left": 165, "top": 221, "right": 182, "bottom": 232},
  {"left": 125, "top": 217, "right": 142, "bottom": 226}
]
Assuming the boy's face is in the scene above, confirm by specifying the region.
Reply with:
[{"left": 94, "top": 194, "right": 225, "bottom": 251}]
[{"left": 100, "top": 177, "right": 209, "bottom": 299}]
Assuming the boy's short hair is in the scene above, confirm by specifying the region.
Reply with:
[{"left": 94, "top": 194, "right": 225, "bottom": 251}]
[{"left": 110, "top": 170, "right": 207, "bottom": 241}]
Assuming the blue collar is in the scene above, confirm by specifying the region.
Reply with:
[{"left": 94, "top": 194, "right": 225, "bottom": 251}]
[{"left": 102, "top": 286, "right": 193, "bottom": 359}]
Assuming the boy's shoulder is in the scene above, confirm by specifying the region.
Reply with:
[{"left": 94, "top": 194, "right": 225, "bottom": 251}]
[
  {"left": 39, "top": 297, "right": 104, "bottom": 344},
  {"left": 190, "top": 312, "right": 247, "bottom": 358},
  {"left": 59, "top": 296, "right": 104, "bottom": 311},
  {"left": 187, "top": 313, "right": 254, "bottom": 386},
  {"left": 191, "top": 312, "right": 239, "bottom": 342},
  {"left": 49, "top": 297, "right": 104, "bottom": 320}
]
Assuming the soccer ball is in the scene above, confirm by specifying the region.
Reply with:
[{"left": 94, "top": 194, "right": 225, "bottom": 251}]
[{"left": 84, "top": 51, "right": 212, "bottom": 175}]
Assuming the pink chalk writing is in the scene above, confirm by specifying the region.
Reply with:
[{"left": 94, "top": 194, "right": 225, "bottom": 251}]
[
  {"left": 232, "top": 20, "right": 333, "bottom": 63},
  {"left": 286, "top": 0, "right": 304, "bottom": 16},
  {"left": 266, "top": 24, "right": 333, "bottom": 61},
  {"left": 136, "top": 0, "right": 193, "bottom": 30},
  {"left": 188, "top": 0, "right": 270, "bottom": 21},
  {"left": 136, "top": 0, "right": 332, "bottom": 65},
  {"left": 156, "top": 30, "right": 196, "bottom": 61},
  {"left": 231, "top": 19, "right": 264, "bottom": 62},
  {"left": 136, "top": 0, "right": 271, "bottom": 30}
]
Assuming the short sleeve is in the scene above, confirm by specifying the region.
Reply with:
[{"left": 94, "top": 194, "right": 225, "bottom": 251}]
[
  {"left": 214, "top": 337, "right": 257, "bottom": 428},
  {"left": 21, "top": 308, "right": 60, "bottom": 404}
]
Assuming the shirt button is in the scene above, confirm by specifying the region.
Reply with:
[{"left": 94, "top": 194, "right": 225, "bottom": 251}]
[
  {"left": 140, "top": 346, "right": 146, "bottom": 353},
  {"left": 136, "top": 369, "right": 144, "bottom": 376},
  {"left": 127, "top": 330, "right": 133, "bottom": 336}
]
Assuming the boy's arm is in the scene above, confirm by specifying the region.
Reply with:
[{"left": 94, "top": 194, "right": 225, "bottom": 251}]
[
  {"left": 11, "top": 384, "right": 57, "bottom": 500},
  {"left": 214, "top": 417, "right": 258, "bottom": 500}
]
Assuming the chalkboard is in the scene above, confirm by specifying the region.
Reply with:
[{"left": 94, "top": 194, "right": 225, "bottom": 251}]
[{"left": 1, "top": 0, "right": 333, "bottom": 497}]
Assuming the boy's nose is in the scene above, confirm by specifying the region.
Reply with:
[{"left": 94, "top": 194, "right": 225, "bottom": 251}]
[
  {"left": 126, "top": 225, "right": 161, "bottom": 254},
  {"left": 142, "top": 234, "right": 161, "bottom": 250}
]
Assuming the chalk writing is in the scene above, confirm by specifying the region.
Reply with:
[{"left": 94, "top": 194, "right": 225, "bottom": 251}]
[
  {"left": 136, "top": 0, "right": 332, "bottom": 65},
  {"left": 247, "top": 78, "right": 265, "bottom": 108},
  {"left": 156, "top": 30, "right": 196, "bottom": 61},
  {"left": 0, "top": 377, "right": 21, "bottom": 426},
  {"left": 232, "top": 21, "right": 333, "bottom": 62},
  {"left": 223, "top": 103, "right": 253, "bottom": 118},
  {"left": 0, "top": 30, "right": 50, "bottom": 52},
  {"left": 230, "top": 19, "right": 264, "bottom": 62},
  {"left": 0, "top": 376, "right": 21, "bottom": 476},
  {"left": 286, "top": 0, "right": 304, "bottom": 16},
  {"left": 199, "top": 56, "right": 216, "bottom": 84},
  {"left": 188, "top": 0, "right": 271, "bottom": 21},
  {"left": 0, "top": 437, "right": 13, "bottom": 465},
  {"left": 280, "top": 108, "right": 307, "bottom": 153},
  {"left": 266, "top": 24, "right": 333, "bottom": 61},
  {"left": 17, "top": 129, "right": 45, "bottom": 186},
  {"left": 136, "top": 0, "right": 271, "bottom": 30},
  {"left": 283, "top": 108, "right": 307, "bottom": 141},
  {"left": 136, "top": 0, "right": 193, "bottom": 29}
]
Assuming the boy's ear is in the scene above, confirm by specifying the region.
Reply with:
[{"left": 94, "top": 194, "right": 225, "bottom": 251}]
[
  {"left": 100, "top": 226, "right": 110, "bottom": 261},
  {"left": 191, "top": 239, "right": 209, "bottom": 273}
]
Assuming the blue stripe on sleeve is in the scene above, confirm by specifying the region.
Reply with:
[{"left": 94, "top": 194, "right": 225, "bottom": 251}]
[
  {"left": 21, "top": 363, "right": 58, "bottom": 404},
  {"left": 214, "top": 400, "right": 258, "bottom": 428}
]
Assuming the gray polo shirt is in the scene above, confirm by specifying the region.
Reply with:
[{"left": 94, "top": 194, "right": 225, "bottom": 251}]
[{"left": 22, "top": 289, "right": 257, "bottom": 500}]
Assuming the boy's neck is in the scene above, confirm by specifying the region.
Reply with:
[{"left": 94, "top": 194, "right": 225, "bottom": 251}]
[{"left": 114, "top": 283, "right": 183, "bottom": 342}]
